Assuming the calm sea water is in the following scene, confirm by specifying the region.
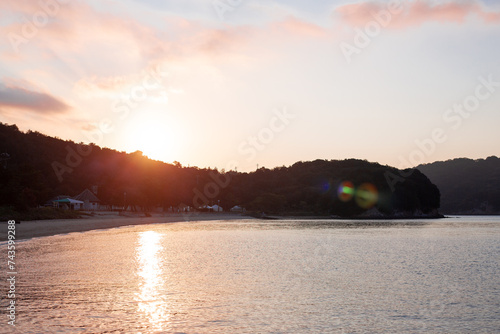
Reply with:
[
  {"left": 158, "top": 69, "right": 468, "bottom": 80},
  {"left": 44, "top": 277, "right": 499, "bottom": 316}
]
[{"left": 1, "top": 216, "right": 500, "bottom": 333}]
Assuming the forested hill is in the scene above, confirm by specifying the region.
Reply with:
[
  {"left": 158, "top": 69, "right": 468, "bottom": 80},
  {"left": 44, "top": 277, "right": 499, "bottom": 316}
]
[
  {"left": 418, "top": 157, "right": 500, "bottom": 214},
  {"left": 0, "top": 122, "right": 441, "bottom": 217}
]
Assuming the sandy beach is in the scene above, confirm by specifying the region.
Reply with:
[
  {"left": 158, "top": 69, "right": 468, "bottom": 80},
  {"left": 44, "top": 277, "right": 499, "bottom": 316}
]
[{"left": 0, "top": 212, "right": 250, "bottom": 241}]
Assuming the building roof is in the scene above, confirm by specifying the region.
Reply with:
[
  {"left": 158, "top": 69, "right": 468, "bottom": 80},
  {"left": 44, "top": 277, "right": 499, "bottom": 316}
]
[
  {"left": 74, "top": 189, "right": 101, "bottom": 202},
  {"left": 45, "top": 195, "right": 70, "bottom": 205},
  {"left": 211, "top": 204, "right": 223, "bottom": 211},
  {"left": 54, "top": 198, "right": 84, "bottom": 204},
  {"left": 230, "top": 205, "right": 244, "bottom": 211}
]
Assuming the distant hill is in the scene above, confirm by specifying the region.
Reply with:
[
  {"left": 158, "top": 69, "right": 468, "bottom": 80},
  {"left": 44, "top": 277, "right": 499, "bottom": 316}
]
[
  {"left": 0, "top": 122, "right": 441, "bottom": 217},
  {"left": 418, "top": 157, "right": 500, "bottom": 214}
]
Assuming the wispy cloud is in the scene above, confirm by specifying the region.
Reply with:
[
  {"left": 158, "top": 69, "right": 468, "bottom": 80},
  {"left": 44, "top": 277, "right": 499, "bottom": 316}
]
[
  {"left": 335, "top": 0, "right": 500, "bottom": 29},
  {"left": 274, "top": 16, "right": 328, "bottom": 37},
  {"left": 0, "top": 82, "right": 69, "bottom": 114}
]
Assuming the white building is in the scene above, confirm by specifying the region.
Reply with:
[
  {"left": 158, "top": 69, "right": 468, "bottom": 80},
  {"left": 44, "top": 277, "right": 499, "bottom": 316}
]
[
  {"left": 230, "top": 205, "right": 245, "bottom": 212},
  {"left": 211, "top": 204, "right": 223, "bottom": 212},
  {"left": 74, "top": 189, "right": 101, "bottom": 211}
]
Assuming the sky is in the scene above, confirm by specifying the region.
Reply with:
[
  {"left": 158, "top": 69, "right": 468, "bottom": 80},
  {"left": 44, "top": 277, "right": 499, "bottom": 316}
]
[{"left": 1, "top": 0, "right": 499, "bottom": 172}]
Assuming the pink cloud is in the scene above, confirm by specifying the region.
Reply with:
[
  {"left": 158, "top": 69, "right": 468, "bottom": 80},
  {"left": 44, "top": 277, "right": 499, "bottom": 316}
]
[
  {"left": 189, "top": 27, "right": 250, "bottom": 56},
  {"left": 274, "top": 17, "right": 328, "bottom": 38},
  {"left": 0, "top": 0, "right": 336, "bottom": 103},
  {"left": 0, "top": 0, "right": 252, "bottom": 67},
  {"left": 335, "top": 0, "right": 500, "bottom": 29}
]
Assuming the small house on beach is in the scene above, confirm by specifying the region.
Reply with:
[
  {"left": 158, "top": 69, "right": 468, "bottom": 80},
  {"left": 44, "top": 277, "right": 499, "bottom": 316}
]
[
  {"left": 74, "top": 188, "right": 101, "bottom": 211},
  {"left": 230, "top": 205, "right": 245, "bottom": 213},
  {"left": 211, "top": 204, "right": 223, "bottom": 212}
]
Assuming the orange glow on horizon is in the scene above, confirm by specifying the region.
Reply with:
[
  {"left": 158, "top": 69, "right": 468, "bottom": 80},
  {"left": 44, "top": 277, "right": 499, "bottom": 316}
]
[{"left": 122, "top": 110, "right": 181, "bottom": 162}]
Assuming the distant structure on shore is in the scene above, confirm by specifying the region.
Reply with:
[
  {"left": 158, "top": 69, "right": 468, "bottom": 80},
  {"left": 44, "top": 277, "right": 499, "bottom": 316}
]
[
  {"left": 230, "top": 205, "right": 245, "bottom": 213},
  {"left": 74, "top": 188, "right": 101, "bottom": 211},
  {"left": 49, "top": 188, "right": 101, "bottom": 211}
]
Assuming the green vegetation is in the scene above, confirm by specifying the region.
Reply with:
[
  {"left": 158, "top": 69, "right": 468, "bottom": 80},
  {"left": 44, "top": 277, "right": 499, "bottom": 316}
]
[
  {"left": 418, "top": 157, "right": 500, "bottom": 214},
  {"left": 0, "top": 122, "right": 441, "bottom": 218}
]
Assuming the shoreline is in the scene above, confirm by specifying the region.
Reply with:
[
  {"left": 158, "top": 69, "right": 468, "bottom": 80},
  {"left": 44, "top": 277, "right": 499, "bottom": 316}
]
[
  {"left": 1, "top": 211, "right": 453, "bottom": 242},
  {"left": 0, "top": 212, "right": 250, "bottom": 241},
  {"left": 256, "top": 214, "right": 446, "bottom": 220}
]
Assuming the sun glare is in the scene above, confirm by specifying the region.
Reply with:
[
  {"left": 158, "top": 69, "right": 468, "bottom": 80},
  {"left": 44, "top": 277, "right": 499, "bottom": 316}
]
[{"left": 123, "top": 112, "right": 179, "bottom": 162}]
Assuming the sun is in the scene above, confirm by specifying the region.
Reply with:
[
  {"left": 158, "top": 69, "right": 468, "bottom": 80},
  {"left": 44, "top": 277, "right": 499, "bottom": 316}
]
[{"left": 123, "top": 113, "right": 179, "bottom": 162}]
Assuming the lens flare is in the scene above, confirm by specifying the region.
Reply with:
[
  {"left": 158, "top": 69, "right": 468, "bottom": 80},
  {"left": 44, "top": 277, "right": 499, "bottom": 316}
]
[
  {"left": 322, "top": 181, "right": 331, "bottom": 193},
  {"left": 337, "top": 181, "right": 355, "bottom": 202},
  {"left": 355, "top": 183, "right": 378, "bottom": 209}
]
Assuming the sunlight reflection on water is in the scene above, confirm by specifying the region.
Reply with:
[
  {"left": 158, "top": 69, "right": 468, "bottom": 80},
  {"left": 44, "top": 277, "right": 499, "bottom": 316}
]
[{"left": 135, "top": 231, "right": 169, "bottom": 331}]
